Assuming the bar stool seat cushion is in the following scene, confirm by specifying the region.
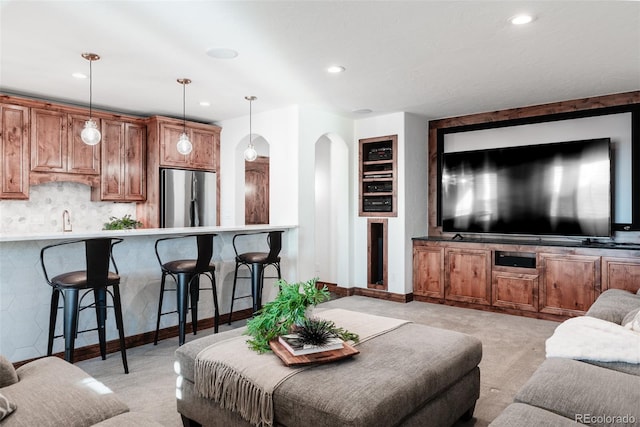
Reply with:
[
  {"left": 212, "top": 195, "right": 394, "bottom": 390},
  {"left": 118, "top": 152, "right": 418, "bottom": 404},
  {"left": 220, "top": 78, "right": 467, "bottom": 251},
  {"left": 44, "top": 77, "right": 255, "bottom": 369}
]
[
  {"left": 237, "top": 252, "right": 280, "bottom": 264},
  {"left": 51, "top": 271, "right": 120, "bottom": 288},
  {"left": 162, "top": 260, "right": 216, "bottom": 273}
]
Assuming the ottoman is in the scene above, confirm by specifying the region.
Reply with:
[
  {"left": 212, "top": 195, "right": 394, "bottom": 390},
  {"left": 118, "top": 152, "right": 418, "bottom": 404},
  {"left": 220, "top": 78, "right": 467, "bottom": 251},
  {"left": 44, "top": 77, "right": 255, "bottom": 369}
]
[{"left": 175, "top": 311, "right": 482, "bottom": 427}]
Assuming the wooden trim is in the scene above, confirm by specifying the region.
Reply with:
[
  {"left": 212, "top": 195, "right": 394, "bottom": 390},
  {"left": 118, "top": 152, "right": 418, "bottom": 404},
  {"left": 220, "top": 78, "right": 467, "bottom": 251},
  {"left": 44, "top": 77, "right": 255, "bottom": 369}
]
[
  {"left": 13, "top": 308, "right": 252, "bottom": 368},
  {"left": 352, "top": 287, "right": 413, "bottom": 303}
]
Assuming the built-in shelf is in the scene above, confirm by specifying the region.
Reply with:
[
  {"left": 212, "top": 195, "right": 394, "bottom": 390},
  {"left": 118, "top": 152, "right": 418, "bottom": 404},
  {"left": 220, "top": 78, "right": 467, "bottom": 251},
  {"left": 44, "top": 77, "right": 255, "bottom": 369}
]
[{"left": 359, "top": 135, "right": 397, "bottom": 217}]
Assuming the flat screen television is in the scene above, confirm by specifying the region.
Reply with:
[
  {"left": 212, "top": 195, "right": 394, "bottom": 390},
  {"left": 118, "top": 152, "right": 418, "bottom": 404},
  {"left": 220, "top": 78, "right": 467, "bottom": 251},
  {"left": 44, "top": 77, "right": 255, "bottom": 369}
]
[{"left": 441, "top": 137, "right": 611, "bottom": 238}]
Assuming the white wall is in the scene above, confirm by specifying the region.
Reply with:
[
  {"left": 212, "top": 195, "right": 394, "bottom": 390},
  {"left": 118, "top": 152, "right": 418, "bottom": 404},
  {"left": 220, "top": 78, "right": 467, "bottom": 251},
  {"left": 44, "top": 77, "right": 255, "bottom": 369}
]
[
  {"left": 354, "top": 113, "right": 407, "bottom": 293},
  {"left": 298, "top": 107, "right": 354, "bottom": 284}
]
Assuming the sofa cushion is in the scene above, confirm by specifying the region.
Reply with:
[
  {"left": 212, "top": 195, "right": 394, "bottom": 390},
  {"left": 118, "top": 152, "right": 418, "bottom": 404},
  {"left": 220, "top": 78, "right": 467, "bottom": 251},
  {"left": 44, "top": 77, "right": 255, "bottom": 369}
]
[
  {"left": 0, "top": 392, "right": 17, "bottom": 421},
  {"left": 489, "top": 403, "right": 583, "bottom": 426},
  {"left": 585, "top": 289, "right": 640, "bottom": 324},
  {"left": 92, "top": 412, "right": 165, "bottom": 426},
  {"left": 1, "top": 356, "right": 129, "bottom": 427},
  {"left": 515, "top": 358, "right": 640, "bottom": 423},
  {"left": 0, "top": 355, "right": 18, "bottom": 387}
]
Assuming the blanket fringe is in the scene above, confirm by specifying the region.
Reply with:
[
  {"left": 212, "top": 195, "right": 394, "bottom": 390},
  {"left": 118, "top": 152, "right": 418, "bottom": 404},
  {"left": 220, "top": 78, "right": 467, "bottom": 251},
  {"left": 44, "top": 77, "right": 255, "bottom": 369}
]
[{"left": 195, "top": 358, "right": 273, "bottom": 427}]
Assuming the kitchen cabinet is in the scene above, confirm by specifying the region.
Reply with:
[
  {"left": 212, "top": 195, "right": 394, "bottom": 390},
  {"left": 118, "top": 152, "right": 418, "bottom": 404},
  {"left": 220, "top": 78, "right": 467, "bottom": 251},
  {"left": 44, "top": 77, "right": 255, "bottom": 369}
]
[
  {"left": 30, "top": 109, "right": 100, "bottom": 184},
  {"left": 138, "top": 116, "right": 221, "bottom": 228},
  {"left": 0, "top": 103, "right": 29, "bottom": 199},
  {"left": 91, "top": 119, "right": 146, "bottom": 201},
  {"left": 155, "top": 118, "right": 219, "bottom": 171}
]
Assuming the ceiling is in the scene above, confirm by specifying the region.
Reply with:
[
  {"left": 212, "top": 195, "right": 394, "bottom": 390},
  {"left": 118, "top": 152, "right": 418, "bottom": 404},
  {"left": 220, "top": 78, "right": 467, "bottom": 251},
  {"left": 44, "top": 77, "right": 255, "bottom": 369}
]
[{"left": 1, "top": 1, "right": 639, "bottom": 124}]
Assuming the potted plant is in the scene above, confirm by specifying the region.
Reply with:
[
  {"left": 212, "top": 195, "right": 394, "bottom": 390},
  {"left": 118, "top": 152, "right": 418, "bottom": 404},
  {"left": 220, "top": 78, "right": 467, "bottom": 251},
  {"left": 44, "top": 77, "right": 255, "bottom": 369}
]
[
  {"left": 245, "top": 278, "right": 358, "bottom": 353},
  {"left": 102, "top": 214, "right": 143, "bottom": 230}
]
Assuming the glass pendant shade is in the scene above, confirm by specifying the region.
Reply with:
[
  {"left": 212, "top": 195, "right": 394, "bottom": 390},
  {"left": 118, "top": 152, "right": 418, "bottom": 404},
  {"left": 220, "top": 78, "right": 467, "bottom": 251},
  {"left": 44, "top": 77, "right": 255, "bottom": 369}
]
[
  {"left": 81, "top": 119, "right": 101, "bottom": 145},
  {"left": 176, "top": 132, "right": 193, "bottom": 155},
  {"left": 244, "top": 143, "right": 257, "bottom": 161}
]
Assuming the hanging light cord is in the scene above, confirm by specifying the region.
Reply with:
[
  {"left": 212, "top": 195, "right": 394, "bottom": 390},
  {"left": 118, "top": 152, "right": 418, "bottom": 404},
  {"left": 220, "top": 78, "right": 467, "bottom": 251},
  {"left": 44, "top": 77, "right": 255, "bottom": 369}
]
[
  {"left": 182, "top": 81, "right": 187, "bottom": 134},
  {"left": 249, "top": 98, "right": 252, "bottom": 144},
  {"left": 88, "top": 58, "right": 93, "bottom": 119}
]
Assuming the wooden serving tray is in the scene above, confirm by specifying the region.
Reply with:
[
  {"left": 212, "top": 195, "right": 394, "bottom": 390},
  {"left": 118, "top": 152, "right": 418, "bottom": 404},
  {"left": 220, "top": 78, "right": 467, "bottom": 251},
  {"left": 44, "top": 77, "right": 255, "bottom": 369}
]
[{"left": 269, "top": 340, "right": 359, "bottom": 367}]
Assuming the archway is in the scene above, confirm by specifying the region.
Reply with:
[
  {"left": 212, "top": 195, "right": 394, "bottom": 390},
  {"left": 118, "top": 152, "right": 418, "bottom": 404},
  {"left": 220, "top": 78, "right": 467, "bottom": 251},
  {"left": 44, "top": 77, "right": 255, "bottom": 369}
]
[{"left": 314, "top": 133, "right": 349, "bottom": 286}]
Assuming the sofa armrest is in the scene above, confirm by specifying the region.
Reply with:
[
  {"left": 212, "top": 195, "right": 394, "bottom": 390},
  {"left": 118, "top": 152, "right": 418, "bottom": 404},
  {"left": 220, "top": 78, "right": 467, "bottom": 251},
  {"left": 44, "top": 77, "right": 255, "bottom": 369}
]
[{"left": 515, "top": 358, "right": 640, "bottom": 424}]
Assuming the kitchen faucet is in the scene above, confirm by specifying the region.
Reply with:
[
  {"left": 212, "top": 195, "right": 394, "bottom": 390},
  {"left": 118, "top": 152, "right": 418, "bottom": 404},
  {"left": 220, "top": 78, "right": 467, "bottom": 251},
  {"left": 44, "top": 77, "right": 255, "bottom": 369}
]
[{"left": 62, "top": 210, "right": 72, "bottom": 232}]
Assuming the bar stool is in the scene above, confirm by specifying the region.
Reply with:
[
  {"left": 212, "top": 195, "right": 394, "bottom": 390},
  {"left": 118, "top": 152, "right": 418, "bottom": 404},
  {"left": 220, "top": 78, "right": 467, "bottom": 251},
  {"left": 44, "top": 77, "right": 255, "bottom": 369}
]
[
  {"left": 154, "top": 234, "right": 219, "bottom": 346},
  {"left": 229, "top": 230, "right": 283, "bottom": 323},
  {"left": 40, "top": 238, "right": 128, "bottom": 374}
]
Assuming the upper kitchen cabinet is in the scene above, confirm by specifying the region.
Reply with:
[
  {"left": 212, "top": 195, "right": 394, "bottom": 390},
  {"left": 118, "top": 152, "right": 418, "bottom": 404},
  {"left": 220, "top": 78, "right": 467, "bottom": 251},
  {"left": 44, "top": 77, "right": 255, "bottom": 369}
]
[
  {"left": 149, "top": 116, "right": 220, "bottom": 171},
  {"left": 30, "top": 108, "right": 100, "bottom": 186},
  {"left": 0, "top": 103, "right": 30, "bottom": 199},
  {"left": 138, "top": 116, "right": 221, "bottom": 228},
  {"left": 91, "top": 118, "right": 146, "bottom": 202}
]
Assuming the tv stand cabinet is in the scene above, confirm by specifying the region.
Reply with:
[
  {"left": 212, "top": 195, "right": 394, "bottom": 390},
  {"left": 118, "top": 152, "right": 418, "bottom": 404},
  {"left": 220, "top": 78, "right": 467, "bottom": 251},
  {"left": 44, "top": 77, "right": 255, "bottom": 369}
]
[{"left": 412, "top": 238, "right": 640, "bottom": 320}]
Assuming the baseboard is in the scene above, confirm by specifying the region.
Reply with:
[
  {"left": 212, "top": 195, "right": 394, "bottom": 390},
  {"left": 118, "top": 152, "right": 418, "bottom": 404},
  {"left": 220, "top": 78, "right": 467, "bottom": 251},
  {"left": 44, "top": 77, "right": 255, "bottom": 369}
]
[
  {"left": 316, "top": 281, "right": 412, "bottom": 303},
  {"left": 14, "top": 308, "right": 254, "bottom": 368}
]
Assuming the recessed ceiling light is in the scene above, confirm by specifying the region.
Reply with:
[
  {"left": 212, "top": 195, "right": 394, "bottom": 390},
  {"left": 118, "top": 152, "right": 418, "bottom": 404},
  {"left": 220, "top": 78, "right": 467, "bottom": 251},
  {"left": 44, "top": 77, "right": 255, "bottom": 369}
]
[
  {"left": 327, "top": 65, "right": 345, "bottom": 74},
  {"left": 206, "top": 48, "right": 238, "bottom": 59},
  {"left": 72, "top": 72, "right": 87, "bottom": 79},
  {"left": 199, "top": 101, "right": 211, "bottom": 107},
  {"left": 352, "top": 108, "right": 372, "bottom": 114},
  {"left": 510, "top": 14, "right": 534, "bottom": 25}
]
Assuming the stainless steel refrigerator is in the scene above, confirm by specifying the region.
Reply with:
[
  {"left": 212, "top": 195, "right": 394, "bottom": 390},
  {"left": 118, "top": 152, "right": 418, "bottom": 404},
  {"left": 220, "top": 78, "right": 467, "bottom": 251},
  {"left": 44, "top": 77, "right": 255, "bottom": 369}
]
[{"left": 160, "top": 168, "right": 217, "bottom": 227}]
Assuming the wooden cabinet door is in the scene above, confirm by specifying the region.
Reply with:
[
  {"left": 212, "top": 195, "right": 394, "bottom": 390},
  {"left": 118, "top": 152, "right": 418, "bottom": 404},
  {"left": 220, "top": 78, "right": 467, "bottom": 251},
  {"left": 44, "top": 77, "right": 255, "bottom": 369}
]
[
  {"left": 539, "top": 253, "right": 599, "bottom": 316},
  {"left": 0, "top": 103, "right": 29, "bottom": 199},
  {"left": 445, "top": 248, "right": 491, "bottom": 305},
  {"left": 190, "top": 128, "right": 217, "bottom": 170},
  {"left": 31, "top": 110, "right": 99, "bottom": 174},
  {"left": 492, "top": 269, "right": 538, "bottom": 312},
  {"left": 96, "top": 120, "right": 145, "bottom": 201},
  {"left": 159, "top": 122, "right": 187, "bottom": 168},
  {"left": 123, "top": 122, "right": 146, "bottom": 200},
  {"left": 413, "top": 245, "right": 444, "bottom": 298},
  {"left": 602, "top": 257, "right": 640, "bottom": 293},
  {"left": 31, "top": 108, "right": 66, "bottom": 172},
  {"left": 67, "top": 114, "right": 100, "bottom": 175}
]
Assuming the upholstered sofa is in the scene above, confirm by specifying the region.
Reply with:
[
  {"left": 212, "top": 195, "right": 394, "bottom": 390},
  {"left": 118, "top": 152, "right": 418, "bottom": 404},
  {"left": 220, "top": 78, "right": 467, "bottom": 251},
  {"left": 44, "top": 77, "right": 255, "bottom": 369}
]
[
  {"left": 491, "top": 288, "right": 640, "bottom": 426},
  {"left": 0, "top": 355, "right": 162, "bottom": 426}
]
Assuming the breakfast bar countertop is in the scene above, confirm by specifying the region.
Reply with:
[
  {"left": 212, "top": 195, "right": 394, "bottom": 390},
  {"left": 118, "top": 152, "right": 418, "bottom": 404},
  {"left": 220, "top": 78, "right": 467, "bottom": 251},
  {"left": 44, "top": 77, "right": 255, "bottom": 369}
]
[{"left": 0, "top": 224, "right": 297, "bottom": 242}]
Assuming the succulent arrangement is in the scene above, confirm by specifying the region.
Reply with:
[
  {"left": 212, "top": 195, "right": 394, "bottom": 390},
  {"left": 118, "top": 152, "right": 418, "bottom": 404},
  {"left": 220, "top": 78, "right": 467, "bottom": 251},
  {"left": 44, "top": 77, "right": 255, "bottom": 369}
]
[
  {"left": 293, "top": 317, "right": 359, "bottom": 346},
  {"left": 245, "top": 278, "right": 358, "bottom": 353}
]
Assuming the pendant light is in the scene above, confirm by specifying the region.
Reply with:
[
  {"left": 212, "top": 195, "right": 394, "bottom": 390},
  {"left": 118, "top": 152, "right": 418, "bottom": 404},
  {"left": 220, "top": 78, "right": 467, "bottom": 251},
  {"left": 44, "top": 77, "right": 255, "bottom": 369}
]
[
  {"left": 176, "top": 78, "right": 193, "bottom": 155},
  {"left": 80, "top": 53, "right": 101, "bottom": 146},
  {"left": 243, "top": 96, "right": 258, "bottom": 162}
]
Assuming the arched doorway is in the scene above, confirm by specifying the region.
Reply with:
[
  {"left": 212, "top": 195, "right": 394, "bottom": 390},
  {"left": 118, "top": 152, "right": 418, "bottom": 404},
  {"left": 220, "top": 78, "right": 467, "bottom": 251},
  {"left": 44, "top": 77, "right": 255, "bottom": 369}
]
[
  {"left": 314, "top": 133, "right": 349, "bottom": 286},
  {"left": 239, "top": 135, "right": 270, "bottom": 225}
]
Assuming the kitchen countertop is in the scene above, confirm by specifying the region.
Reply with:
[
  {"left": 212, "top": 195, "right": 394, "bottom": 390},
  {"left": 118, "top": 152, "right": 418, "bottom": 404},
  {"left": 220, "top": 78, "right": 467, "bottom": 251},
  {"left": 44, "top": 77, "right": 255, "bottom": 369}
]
[{"left": 0, "top": 224, "right": 297, "bottom": 242}]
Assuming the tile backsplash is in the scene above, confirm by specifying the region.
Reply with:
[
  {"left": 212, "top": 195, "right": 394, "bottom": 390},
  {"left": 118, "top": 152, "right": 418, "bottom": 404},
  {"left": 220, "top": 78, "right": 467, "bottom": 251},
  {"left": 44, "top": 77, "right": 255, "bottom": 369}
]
[{"left": 0, "top": 182, "right": 137, "bottom": 234}]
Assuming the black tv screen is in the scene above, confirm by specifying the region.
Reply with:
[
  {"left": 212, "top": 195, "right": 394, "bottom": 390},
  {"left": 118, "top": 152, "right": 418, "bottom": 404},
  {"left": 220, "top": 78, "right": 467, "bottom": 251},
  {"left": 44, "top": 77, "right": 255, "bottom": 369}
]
[{"left": 441, "top": 138, "right": 611, "bottom": 238}]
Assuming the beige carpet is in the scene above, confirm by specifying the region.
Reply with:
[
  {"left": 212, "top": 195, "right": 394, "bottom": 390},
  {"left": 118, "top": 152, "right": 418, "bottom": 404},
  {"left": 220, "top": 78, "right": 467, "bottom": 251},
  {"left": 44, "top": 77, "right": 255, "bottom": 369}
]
[{"left": 77, "top": 296, "right": 559, "bottom": 426}]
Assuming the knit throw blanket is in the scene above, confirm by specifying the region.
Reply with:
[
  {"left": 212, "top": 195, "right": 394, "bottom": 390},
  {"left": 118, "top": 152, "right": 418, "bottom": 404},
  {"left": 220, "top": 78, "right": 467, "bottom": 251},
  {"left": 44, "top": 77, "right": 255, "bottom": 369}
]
[
  {"left": 194, "top": 308, "right": 410, "bottom": 427},
  {"left": 546, "top": 315, "right": 640, "bottom": 363}
]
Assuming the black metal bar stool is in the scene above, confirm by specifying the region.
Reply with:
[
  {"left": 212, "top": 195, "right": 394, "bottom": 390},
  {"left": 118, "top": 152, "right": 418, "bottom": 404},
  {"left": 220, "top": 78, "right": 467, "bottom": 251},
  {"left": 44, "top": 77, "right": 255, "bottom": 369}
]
[
  {"left": 154, "top": 234, "right": 219, "bottom": 346},
  {"left": 229, "top": 230, "right": 283, "bottom": 323},
  {"left": 40, "top": 238, "right": 128, "bottom": 374}
]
